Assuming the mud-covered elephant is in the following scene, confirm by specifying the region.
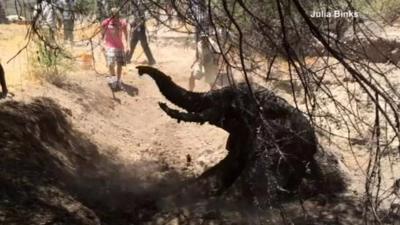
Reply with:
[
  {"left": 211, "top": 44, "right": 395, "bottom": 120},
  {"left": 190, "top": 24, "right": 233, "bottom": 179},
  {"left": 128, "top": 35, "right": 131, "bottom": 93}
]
[{"left": 136, "top": 66, "right": 338, "bottom": 203}]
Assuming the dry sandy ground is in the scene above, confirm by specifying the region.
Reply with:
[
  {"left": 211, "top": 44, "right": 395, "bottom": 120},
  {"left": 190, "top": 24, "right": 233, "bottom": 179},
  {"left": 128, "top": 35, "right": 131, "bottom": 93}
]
[{"left": 1, "top": 23, "right": 227, "bottom": 183}]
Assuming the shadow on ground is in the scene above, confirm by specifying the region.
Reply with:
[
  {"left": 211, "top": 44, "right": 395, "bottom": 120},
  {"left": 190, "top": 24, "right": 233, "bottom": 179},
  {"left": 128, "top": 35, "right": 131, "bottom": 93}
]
[
  {"left": 122, "top": 83, "right": 139, "bottom": 96},
  {"left": 0, "top": 98, "right": 182, "bottom": 225}
]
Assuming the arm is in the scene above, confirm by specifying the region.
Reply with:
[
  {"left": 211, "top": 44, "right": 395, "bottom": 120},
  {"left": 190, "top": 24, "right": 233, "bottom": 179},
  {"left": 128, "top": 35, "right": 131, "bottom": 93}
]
[
  {"left": 100, "top": 22, "right": 106, "bottom": 51},
  {"left": 191, "top": 43, "right": 201, "bottom": 68},
  {"left": 208, "top": 38, "right": 220, "bottom": 53},
  {"left": 197, "top": 41, "right": 204, "bottom": 65},
  {"left": 190, "top": 58, "right": 199, "bottom": 68},
  {"left": 123, "top": 22, "right": 128, "bottom": 50},
  {"left": 100, "top": 23, "right": 105, "bottom": 40}
]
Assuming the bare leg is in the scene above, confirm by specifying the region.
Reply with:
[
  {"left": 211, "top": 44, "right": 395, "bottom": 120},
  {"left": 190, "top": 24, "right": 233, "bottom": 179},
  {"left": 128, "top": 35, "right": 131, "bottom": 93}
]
[
  {"left": 189, "top": 72, "right": 195, "bottom": 91},
  {"left": 109, "top": 64, "right": 116, "bottom": 76},
  {"left": 116, "top": 64, "right": 122, "bottom": 82},
  {"left": 116, "top": 64, "right": 124, "bottom": 90}
]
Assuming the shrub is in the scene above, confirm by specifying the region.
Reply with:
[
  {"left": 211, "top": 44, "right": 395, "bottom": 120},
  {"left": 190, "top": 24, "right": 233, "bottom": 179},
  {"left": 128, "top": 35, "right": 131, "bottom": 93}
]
[{"left": 29, "top": 41, "right": 74, "bottom": 87}]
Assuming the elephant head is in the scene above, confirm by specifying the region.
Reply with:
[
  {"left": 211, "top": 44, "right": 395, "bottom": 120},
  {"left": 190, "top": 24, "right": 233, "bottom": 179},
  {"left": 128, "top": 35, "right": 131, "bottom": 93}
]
[
  {"left": 136, "top": 65, "right": 317, "bottom": 147},
  {"left": 136, "top": 66, "right": 252, "bottom": 134}
]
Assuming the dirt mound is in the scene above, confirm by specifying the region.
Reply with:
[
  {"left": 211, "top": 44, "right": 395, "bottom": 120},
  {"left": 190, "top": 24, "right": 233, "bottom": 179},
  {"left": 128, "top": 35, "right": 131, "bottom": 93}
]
[
  {"left": 0, "top": 98, "right": 101, "bottom": 224},
  {"left": 0, "top": 98, "right": 180, "bottom": 225}
]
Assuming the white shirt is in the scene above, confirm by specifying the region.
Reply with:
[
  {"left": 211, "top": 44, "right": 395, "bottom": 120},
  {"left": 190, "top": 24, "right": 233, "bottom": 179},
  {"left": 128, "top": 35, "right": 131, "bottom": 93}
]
[{"left": 33, "top": 1, "right": 60, "bottom": 29}]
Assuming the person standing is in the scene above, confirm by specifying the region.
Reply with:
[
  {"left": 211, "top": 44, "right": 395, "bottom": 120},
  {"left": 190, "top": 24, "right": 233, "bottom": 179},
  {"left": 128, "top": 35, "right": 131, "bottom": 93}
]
[
  {"left": 126, "top": 0, "right": 156, "bottom": 65},
  {"left": 189, "top": 34, "right": 220, "bottom": 91},
  {"left": 58, "top": 0, "right": 75, "bottom": 45},
  {"left": 32, "top": 0, "right": 62, "bottom": 44},
  {"left": 101, "top": 7, "right": 129, "bottom": 90}
]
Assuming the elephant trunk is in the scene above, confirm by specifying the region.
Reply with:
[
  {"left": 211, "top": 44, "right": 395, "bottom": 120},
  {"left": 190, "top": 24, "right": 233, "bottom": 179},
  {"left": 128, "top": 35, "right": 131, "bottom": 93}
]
[{"left": 137, "top": 66, "right": 212, "bottom": 112}]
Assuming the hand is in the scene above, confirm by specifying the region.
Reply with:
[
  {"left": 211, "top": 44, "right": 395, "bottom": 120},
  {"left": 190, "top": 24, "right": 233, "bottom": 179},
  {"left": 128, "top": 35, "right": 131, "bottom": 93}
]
[{"left": 100, "top": 45, "right": 106, "bottom": 53}]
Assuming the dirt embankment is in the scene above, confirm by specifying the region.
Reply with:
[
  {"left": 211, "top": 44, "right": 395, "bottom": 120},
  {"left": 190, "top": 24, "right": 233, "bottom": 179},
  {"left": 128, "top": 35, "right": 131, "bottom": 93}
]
[{"left": 0, "top": 98, "right": 189, "bottom": 225}]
